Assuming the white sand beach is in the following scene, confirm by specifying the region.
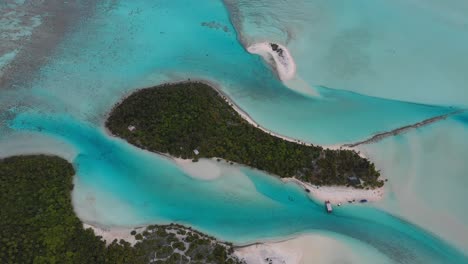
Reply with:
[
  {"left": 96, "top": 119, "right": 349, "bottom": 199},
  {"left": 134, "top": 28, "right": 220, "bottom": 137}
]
[
  {"left": 175, "top": 158, "right": 223, "bottom": 180},
  {"left": 283, "top": 177, "right": 384, "bottom": 204},
  {"left": 211, "top": 81, "right": 363, "bottom": 155},
  {"left": 235, "top": 233, "right": 392, "bottom": 264},
  {"left": 156, "top": 80, "right": 380, "bottom": 204},
  {"left": 83, "top": 223, "right": 140, "bottom": 245}
]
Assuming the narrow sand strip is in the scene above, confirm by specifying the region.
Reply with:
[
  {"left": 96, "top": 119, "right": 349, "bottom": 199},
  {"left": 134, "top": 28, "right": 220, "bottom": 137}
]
[
  {"left": 343, "top": 109, "right": 466, "bottom": 147},
  {"left": 283, "top": 177, "right": 383, "bottom": 204}
]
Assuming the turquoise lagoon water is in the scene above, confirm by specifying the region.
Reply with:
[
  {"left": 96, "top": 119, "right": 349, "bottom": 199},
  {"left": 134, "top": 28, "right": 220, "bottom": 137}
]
[
  {"left": 1, "top": 0, "right": 468, "bottom": 263},
  {"left": 360, "top": 112, "right": 468, "bottom": 252},
  {"left": 8, "top": 112, "right": 468, "bottom": 263},
  {"left": 225, "top": 0, "right": 468, "bottom": 107},
  {"left": 0, "top": 0, "right": 453, "bottom": 144}
]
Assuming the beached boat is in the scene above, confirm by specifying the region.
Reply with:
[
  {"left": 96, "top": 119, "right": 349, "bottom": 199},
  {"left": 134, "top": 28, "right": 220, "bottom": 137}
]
[{"left": 325, "top": 201, "right": 333, "bottom": 213}]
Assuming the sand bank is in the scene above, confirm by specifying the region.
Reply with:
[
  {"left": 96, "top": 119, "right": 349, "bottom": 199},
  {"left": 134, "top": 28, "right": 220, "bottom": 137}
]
[
  {"left": 175, "top": 158, "right": 223, "bottom": 180},
  {"left": 283, "top": 177, "right": 383, "bottom": 204},
  {"left": 247, "top": 42, "right": 296, "bottom": 81},
  {"left": 235, "top": 233, "right": 390, "bottom": 264}
]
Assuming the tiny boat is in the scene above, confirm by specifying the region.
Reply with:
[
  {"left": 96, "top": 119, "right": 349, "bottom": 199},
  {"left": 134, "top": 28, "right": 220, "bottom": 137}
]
[
  {"left": 325, "top": 201, "right": 333, "bottom": 213},
  {"left": 360, "top": 199, "right": 368, "bottom": 203}
]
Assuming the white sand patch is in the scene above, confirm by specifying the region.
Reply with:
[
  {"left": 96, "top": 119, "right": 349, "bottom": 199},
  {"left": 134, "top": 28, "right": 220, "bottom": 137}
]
[
  {"left": 0, "top": 132, "right": 77, "bottom": 161},
  {"left": 247, "top": 42, "right": 296, "bottom": 81},
  {"left": 235, "top": 233, "right": 392, "bottom": 264},
  {"left": 283, "top": 177, "right": 383, "bottom": 205},
  {"left": 175, "top": 158, "right": 223, "bottom": 180},
  {"left": 83, "top": 223, "right": 139, "bottom": 245}
]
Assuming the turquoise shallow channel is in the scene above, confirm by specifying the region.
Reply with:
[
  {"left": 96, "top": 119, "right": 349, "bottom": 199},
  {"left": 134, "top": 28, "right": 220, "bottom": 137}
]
[
  {"left": 8, "top": 112, "right": 468, "bottom": 264},
  {"left": 1, "top": 0, "right": 468, "bottom": 263}
]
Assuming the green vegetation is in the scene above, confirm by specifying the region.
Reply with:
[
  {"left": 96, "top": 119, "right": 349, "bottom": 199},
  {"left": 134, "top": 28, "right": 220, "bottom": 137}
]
[
  {"left": 106, "top": 82, "right": 383, "bottom": 188},
  {"left": 0, "top": 155, "right": 243, "bottom": 264},
  {"left": 132, "top": 224, "right": 240, "bottom": 264}
]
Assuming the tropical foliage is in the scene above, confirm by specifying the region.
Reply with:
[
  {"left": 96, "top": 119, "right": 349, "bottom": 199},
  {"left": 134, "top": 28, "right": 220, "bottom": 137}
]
[
  {"left": 106, "top": 82, "right": 383, "bottom": 188},
  {"left": 0, "top": 155, "right": 243, "bottom": 264}
]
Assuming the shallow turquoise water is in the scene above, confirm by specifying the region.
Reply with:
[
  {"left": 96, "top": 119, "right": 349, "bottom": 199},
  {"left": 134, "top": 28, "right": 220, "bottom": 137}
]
[
  {"left": 0, "top": 0, "right": 452, "bottom": 144},
  {"left": 8, "top": 112, "right": 468, "bottom": 263},
  {"left": 360, "top": 112, "right": 468, "bottom": 252},
  {"left": 1, "top": 0, "right": 468, "bottom": 263},
  {"left": 226, "top": 0, "right": 468, "bottom": 107}
]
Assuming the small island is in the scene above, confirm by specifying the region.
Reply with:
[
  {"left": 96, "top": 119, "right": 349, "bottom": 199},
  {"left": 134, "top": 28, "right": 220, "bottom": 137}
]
[
  {"left": 106, "top": 82, "right": 383, "bottom": 188},
  {"left": 0, "top": 155, "right": 243, "bottom": 264}
]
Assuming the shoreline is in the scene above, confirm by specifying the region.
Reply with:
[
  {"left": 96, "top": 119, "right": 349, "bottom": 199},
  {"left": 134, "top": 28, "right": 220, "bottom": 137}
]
[
  {"left": 104, "top": 78, "right": 358, "bottom": 154},
  {"left": 247, "top": 42, "right": 296, "bottom": 81},
  {"left": 208, "top": 80, "right": 368, "bottom": 159},
  {"left": 83, "top": 223, "right": 141, "bottom": 245},
  {"left": 234, "top": 232, "right": 386, "bottom": 264},
  {"left": 282, "top": 177, "right": 384, "bottom": 205},
  {"left": 104, "top": 79, "right": 379, "bottom": 196}
]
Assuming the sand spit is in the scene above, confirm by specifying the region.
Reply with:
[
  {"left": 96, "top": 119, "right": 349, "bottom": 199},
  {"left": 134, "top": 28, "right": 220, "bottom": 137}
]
[
  {"left": 343, "top": 109, "right": 465, "bottom": 147},
  {"left": 247, "top": 42, "right": 296, "bottom": 81}
]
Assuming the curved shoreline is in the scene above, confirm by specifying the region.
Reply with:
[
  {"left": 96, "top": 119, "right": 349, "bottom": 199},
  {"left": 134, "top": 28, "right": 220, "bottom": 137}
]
[
  {"left": 104, "top": 79, "right": 383, "bottom": 204},
  {"left": 247, "top": 42, "right": 296, "bottom": 81},
  {"left": 105, "top": 78, "right": 334, "bottom": 150},
  {"left": 105, "top": 78, "right": 350, "bottom": 153}
]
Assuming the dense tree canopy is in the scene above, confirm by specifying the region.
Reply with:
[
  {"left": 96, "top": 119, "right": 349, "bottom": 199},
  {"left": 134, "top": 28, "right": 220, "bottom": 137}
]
[
  {"left": 106, "top": 82, "right": 383, "bottom": 188},
  {"left": 0, "top": 155, "right": 243, "bottom": 264},
  {"left": 0, "top": 155, "right": 107, "bottom": 263}
]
